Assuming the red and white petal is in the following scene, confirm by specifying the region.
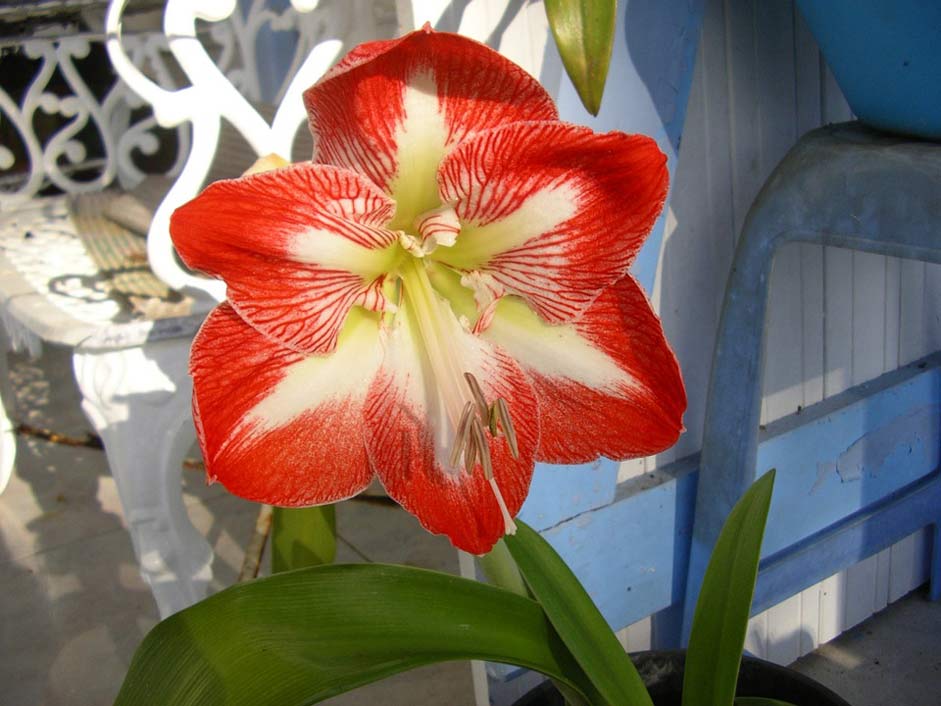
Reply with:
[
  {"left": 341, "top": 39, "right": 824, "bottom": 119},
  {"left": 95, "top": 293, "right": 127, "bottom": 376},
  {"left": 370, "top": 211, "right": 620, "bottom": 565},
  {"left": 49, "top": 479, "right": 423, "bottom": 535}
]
[
  {"left": 171, "top": 163, "right": 399, "bottom": 353},
  {"left": 362, "top": 294, "right": 539, "bottom": 555},
  {"left": 303, "top": 27, "right": 558, "bottom": 229},
  {"left": 435, "top": 122, "right": 668, "bottom": 324},
  {"left": 481, "top": 276, "right": 686, "bottom": 463},
  {"left": 190, "top": 304, "right": 382, "bottom": 506}
]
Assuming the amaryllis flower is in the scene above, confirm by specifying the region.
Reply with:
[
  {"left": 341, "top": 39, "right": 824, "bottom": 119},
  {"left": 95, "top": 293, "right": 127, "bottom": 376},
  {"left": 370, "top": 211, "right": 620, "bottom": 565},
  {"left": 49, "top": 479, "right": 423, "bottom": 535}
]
[{"left": 170, "top": 27, "right": 686, "bottom": 555}]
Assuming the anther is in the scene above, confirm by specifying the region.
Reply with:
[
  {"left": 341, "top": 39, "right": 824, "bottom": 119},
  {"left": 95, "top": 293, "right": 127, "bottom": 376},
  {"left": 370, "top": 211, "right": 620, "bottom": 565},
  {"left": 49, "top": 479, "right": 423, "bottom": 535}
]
[
  {"left": 463, "top": 372, "right": 489, "bottom": 423},
  {"left": 448, "top": 401, "right": 476, "bottom": 468},
  {"left": 493, "top": 398, "right": 519, "bottom": 460},
  {"left": 464, "top": 425, "right": 479, "bottom": 475},
  {"left": 471, "top": 418, "right": 492, "bottom": 480},
  {"left": 488, "top": 404, "right": 500, "bottom": 437}
]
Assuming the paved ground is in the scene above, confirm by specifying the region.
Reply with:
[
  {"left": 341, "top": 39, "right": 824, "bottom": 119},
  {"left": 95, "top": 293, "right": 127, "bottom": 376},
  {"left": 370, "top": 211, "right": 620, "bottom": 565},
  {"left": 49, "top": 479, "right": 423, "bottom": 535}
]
[{"left": 0, "top": 344, "right": 938, "bottom": 705}]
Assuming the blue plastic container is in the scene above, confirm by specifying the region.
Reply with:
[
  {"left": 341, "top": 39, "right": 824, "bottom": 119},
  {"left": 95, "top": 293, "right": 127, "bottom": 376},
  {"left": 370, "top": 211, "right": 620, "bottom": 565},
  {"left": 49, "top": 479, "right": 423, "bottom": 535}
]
[{"left": 796, "top": 0, "right": 941, "bottom": 141}]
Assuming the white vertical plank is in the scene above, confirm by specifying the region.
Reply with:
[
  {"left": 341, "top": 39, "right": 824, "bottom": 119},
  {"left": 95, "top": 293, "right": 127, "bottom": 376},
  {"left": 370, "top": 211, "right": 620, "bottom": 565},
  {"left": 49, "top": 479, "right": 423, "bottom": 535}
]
[
  {"left": 617, "top": 458, "right": 646, "bottom": 484},
  {"left": 852, "top": 251, "right": 887, "bottom": 383},
  {"left": 723, "top": 0, "right": 768, "bottom": 422},
  {"left": 744, "top": 609, "right": 768, "bottom": 660},
  {"left": 817, "top": 570, "right": 847, "bottom": 645},
  {"left": 884, "top": 257, "right": 902, "bottom": 370},
  {"left": 823, "top": 247, "right": 853, "bottom": 396},
  {"left": 793, "top": 6, "right": 824, "bottom": 414},
  {"left": 820, "top": 58, "right": 854, "bottom": 403},
  {"left": 898, "top": 260, "right": 927, "bottom": 364},
  {"left": 925, "top": 263, "right": 941, "bottom": 352},
  {"left": 843, "top": 558, "right": 878, "bottom": 630},
  {"left": 910, "top": 529, "right": 930, "bottom": 587},
  {"left": 876, "top": 249, "right": 898, "bottom": 612},
  {"left": 617, "top": 616, "right": 653, "bottom": 653},
  {"left": 764, "top": 247, "right": 805, "bottom": 423},
  {"left": 799, "top": 245, "right": 825, "bottom": 407},
  {"left": 873, "top": 548, "right": 891, "bottom": 613},
  {"left": 798, "top": 585, "right": 820, "bottom": 656},
  {"left": 888, "top": 534, "right": 918, "bottom": 603},
  {"left": 766, "top": 594, "right": 802, "bottom": 665}
]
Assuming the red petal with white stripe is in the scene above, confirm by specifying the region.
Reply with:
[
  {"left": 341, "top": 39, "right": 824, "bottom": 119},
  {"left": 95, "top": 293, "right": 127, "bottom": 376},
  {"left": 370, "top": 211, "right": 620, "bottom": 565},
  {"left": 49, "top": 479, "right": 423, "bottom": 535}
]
[
  {"left": 482, "top": 275, "right": 685, "bottom": 463},
  {"left": 303, "top": 28, "right": 558, "bottom": 229},
  {"left": 362, "top": 296, "right": 539, "bottom": 554},
  {"left": 171, "top": 163, "right": 399, "bottom": 353},
  {"left": 190, "top": 304, "right": 381, "bottom": 506},
  {"left": 435, "top": 122, "right": 668, "bottom": 324}
]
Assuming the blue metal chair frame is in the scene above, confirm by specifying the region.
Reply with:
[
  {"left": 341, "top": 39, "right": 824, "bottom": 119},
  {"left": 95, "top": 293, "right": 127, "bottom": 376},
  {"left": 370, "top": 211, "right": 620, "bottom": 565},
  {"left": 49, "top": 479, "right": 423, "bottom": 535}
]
[{"left": 683, "top": 122, "right": 941, "bottom": 637}]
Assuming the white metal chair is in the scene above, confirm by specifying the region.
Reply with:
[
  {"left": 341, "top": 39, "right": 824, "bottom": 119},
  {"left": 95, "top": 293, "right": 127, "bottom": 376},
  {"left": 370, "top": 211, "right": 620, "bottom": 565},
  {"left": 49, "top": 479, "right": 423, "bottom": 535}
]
[{"left": 0, "top": 0, "right": 385, "bottom": 616}]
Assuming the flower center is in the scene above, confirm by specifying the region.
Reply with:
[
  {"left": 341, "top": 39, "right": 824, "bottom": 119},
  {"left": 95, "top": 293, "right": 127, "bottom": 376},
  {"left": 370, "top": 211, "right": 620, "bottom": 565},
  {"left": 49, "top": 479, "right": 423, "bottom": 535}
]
[
  {"left": 399, "top": 204, "right": 461, "bottom": 258},
  {"left": 398, "top": 256, "right": 519, "bottom": 536}
]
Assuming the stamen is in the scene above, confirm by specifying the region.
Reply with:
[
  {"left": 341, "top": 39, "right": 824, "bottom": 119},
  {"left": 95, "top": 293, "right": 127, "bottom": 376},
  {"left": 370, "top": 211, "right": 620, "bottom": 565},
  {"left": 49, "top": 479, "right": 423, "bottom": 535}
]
[
  {"left": 464, "top": 425, "right": 479, "bottom": 475},
  {"left": 448, "top": 401, "right": 476, "bottom": 469},
  {"left": 494, "top": 398, "right": 519, "bottom": 460},
  {"left": 489, "top": 477, "right": 518, "bottom": 536},
  {"left": 463, "top": 372, "right": 489, "bottom": 423},
  {"left": 471, "top": 418, "right": 492, "bottom": 479},
  {"left": 488, "top": 404, "right": 500, "bottom": 437}
]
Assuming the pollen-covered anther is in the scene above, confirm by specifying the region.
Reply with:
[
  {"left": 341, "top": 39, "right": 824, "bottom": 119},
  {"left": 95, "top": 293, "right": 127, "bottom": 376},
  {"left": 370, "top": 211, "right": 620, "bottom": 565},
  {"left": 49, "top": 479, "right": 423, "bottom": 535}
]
[
  {"left": 471, "top": 418, "right": 492, "bottom": 479},
  {"left": 492, "top": 397, "right": 519, "bottom": 459},
  {"left": 463, "top": 372, "right": 490, "bottom": 425},
  {"left": 448, "top": 400, "right": 476, "bottom": 468}
]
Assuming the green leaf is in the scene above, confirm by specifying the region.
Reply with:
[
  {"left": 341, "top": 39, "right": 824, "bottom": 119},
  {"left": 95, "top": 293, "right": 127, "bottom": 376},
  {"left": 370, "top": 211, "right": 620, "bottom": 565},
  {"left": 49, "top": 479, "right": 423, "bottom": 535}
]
[
  {"left": 271, "top": 504, "right": 336, "bottom": 573},
  {"left": 683, "top": 469, "right": 777, "bottom": 706},
  {"left": 505, "top": 520, "right": 654, "bottom": 706},
  {"left": 116, "top": 563, "right": 605, "bottom": 706},
  {"left": 545, "top": 0, "right": 617, "bottom": 115},
  {"left": 735, "top": 698, "right": 798, "bottom": 706}
]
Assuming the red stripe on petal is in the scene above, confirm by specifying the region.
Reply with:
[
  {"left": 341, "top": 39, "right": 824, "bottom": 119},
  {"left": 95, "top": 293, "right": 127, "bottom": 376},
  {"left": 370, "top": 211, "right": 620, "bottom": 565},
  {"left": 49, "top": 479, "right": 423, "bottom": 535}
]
[
  {"left": 304, "top": 30, "right": 557, "bottom": 204},
  {"left": 436, "top": 122, "right": 669, "bottom": 323},
  {"left": 171, "top": 163, "right": 398, "bottom": 353},
  {"left": 484, "top": 276, "right": 685, "bottom": 464},
  {"left": 362, "top": 303, "right": 539, "bottom": 555},
  {"left": 191, "top": 304, "right": 379, "bottom": 506}
]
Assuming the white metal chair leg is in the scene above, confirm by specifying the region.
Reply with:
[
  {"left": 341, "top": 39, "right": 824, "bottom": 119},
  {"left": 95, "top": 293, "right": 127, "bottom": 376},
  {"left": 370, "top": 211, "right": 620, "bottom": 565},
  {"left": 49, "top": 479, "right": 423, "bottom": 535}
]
[
  {"left": 0, "top": 384, "right": 15, "bottom": 495},
  {"left": 73, "top": 338, "right": 212, "bottom": 617},
  {"left": 0, "top": 325, "right": 18, "bottom": 494}
]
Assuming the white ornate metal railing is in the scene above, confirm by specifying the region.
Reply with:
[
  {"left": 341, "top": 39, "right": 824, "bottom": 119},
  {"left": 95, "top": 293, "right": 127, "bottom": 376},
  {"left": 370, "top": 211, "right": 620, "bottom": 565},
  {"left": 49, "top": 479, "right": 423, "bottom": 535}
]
[{"left": 0, "top": 0, "right": 368, "bottom": 210}]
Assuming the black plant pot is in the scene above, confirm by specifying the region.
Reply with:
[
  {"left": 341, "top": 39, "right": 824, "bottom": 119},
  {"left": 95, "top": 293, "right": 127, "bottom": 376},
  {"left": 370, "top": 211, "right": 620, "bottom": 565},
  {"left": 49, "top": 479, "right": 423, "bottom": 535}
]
[{"left": 512, "top": 650, "right": 851, "bottom": 706}]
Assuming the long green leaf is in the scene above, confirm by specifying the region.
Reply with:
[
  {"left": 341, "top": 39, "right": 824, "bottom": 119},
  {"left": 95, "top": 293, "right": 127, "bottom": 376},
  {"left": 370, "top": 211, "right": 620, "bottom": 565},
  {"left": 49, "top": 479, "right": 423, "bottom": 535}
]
[
  {"left": 271, "top": 504, "right": 336, "bottom": 573},
  {"left": 505, "top": 520, "right": 654, "bottom": 706},
  {"left": 116, "top": 564, "right": 604, "bottom": 706},
  {"left": 683, "top": 469, "right": 777, "bottom": 706},
  {"left": 545, "top": 0, "right": 617, "bottom": 115},
  {"left": 735, "top": 698, "right": 798, "bottom": 706}
]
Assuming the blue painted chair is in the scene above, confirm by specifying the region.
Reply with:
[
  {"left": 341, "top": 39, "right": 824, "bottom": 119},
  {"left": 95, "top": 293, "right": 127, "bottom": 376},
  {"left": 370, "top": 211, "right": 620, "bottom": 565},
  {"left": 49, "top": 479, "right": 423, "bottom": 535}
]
[{"left": 683, "top": 122, "right": 941, "bottom": 638}]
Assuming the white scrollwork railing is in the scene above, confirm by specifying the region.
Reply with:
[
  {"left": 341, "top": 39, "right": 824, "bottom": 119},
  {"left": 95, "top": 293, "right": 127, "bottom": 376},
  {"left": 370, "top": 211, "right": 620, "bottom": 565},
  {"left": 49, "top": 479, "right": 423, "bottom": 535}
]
[
  {"left": 105, "top": 0, "right": 383, "bottom": 300},
  {"left": 0, "top": 0, "right": 379, "bottom": 217}
]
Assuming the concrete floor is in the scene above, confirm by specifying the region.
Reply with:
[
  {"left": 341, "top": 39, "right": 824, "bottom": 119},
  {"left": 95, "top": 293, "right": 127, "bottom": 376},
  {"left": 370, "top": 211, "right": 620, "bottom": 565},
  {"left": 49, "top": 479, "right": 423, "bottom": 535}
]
[{"left": 0, "top": 344, "right": 938, "bottom": 705}]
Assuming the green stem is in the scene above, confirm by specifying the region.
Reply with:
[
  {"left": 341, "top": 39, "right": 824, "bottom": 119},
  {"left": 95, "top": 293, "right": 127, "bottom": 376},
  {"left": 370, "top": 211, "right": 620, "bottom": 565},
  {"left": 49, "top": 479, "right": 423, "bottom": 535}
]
[
  {"left": 271, "top": 504, "right": 337, "bottom": 573},
  {"left": 478, "top": 538, "right": 529, "bottom": 598}
]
